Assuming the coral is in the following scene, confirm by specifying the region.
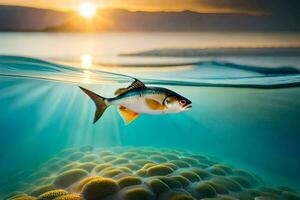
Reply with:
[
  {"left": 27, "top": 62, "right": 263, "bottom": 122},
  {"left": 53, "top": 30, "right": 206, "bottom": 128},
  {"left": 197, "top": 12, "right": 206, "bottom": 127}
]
[
  {"left": 118, "top": 167, "right": 132, "bottom": 173},
  {"left": 122, "top": 163, "right": 141, "bottom": 171},
  {"left": 190, "top": 168, "right": 211, "bottom": 179},
  {"left": 122, "top": 187, "right": 155, "bottom": 200},
  {"left": 120, "top": 152, "right": 137, "bottom": 158},
  {"left": 98, "top": 151, "right": 114, "bottom": 157},
  {"left": 81, "top": 178, "right": 119, "bottom": 200},
  {"left": 69, "top": 152, "right": 85, "bottom": 161},
  {"left": 102, "top": 155, "right": 118, "bottom": 162},
  {"left": 179, "top": 171, "right": 201, "bottom": 182},
  {"left": 30, "top": 185, "right": 57, "bottom": 197},
  {"left": 213, "top": 164, "right": 233, "bottom": 174},
  {"left": 78, "top": 162, "right": 96, "bottom": 172},
  {"left": 158, "top": 177, "right": 182, "bottom": 189},
  {"left": 163, "top": 153, "right": 179, "bottom": 160},
  {"left": 9, "top": 196, "right": 36, "bottom": 200},
  {"left": 52, "top": 194, "right": 82, "bottom": 200},
  {"left": 80, "top": 154, "right": 99, "bottom": 162},
  {"left": 193, "top": 183, "right": 217, "bottom": 198},
  {"left": 147, "top": 165, "right": 174, "bottom": 176},
  {"left": 5, "top": 147, "right": 300, "bottom": 200},
  {"left": 132, "top": 155, "right": 148, "bottom": 160},
  {"left": 132, "top": 159, "right": 154, "bottom": 166},
  {"left": 231, "top": 191, "right": 260, "bottom": 200},
  {"left": 53, "top": 169, "right": 88, "bottom": 188},
  {"left": 169, "top": 160, "right": 191, "bottom": 168},
  {"left": 206, "top": 181, "right": 229, "bottom": 194},
  {"left": 208, "top": 166, "right": 227, "bottom": 176},
  {"left": 164, "top": 163, "right": 179, "bottom": 170},
  {"left": 159, "top": 191, "right": 195, "bottom": 200},
  {"left": 149, "top": 155, "right": 168, "bottom": 163},
  {"left": 135, "top": 169, "right": 148, "bottom": 177},
  {"left": 79, "top": 145, "right": 94, "bottom": 152},
  {"left": 110, "top": 158, "right": 129, "bottom": 165},
  {"left": 171, "top": 176, "right": 191, "bottom": 187},
  {"left": 102, "top": 169, "right": 123, "bottom": 178},
  {"left": 232, "top": 169, "right": 259, "bottom": 186},
  {"left": 143, "top": 163, "right": 157, "bottom": 170},
  {"left": 37, "top": 190, "right": 67, "bottom": 200},
  {"left": 117, "top": 176, "right": 142, "bottom": 188},
  {"left": 230, "top": 176, "right": 252, "bottom": 188},
  {"left": 211, "top": 177, "right": 242, "bottom": 192},
  {"left": 147, "top": 179, "right": 170, "bottom": 195},
  {"left": 282, "top": 191, "right": 300, "bottom": 200},
  {"left": 73, "top": 176, "right": 100, "bottom": 193},
  {"left": 179, "top": 157, "right": 199, "bottom": 166},
  {"left": 59, "top": 163, "right": 81, "bottom": 173},
  {"left": 92, "top": 164, "right": 112, "bottom": 174},
  {"left": 5, "top": 192, "right": 27, "bottom": 200},
  {"left": 255, "top": 196, "right": 281, "bottom": 200}
]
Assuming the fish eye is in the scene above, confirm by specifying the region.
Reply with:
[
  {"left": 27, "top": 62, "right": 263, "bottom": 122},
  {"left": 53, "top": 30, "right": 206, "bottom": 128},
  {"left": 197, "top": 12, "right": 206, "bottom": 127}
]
[{"left": 179, "top": 100, "right": 186, "bottom": 105}]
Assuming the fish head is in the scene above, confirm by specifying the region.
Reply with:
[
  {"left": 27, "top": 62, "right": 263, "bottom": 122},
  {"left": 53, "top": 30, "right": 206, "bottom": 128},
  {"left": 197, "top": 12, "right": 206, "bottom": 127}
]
[{"left": 163, "top": 94, "right": 192, "bottom": 113}]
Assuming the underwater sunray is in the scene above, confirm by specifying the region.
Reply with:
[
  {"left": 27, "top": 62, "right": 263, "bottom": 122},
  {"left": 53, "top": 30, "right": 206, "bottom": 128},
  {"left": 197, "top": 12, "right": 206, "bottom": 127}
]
[
  {"left": 34, "top": 85, "right": 68, "bottom": 133},
  {"left": 0, "top": 80, "right": 38, "bottom": 100},
  {"left": 10, "top": 82, "right": 55, "bottom": 110}
]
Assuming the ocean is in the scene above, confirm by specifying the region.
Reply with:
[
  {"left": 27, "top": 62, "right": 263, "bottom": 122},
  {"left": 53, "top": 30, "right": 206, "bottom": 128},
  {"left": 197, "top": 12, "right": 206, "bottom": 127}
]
[{"left": 0, "top": 32, "right": 299, "bottom": 199}]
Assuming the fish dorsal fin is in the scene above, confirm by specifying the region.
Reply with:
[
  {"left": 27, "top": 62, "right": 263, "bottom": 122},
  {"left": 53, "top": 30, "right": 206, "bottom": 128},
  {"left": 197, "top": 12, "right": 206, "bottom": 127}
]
[
  {"left": 118, "top": 106, "right": 140, "bottom": 125},
  {"left": 115, "top": 79, "right": 145, "bottom": 96},
  {"left": 145, "top": 98, "right": 166, "bottom": 110}
]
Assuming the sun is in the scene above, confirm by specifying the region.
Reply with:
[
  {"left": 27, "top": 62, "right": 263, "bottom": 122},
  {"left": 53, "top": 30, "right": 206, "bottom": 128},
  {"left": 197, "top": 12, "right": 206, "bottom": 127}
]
[{"left": 79, "top": 3, "right": 97, "bottom": 19}]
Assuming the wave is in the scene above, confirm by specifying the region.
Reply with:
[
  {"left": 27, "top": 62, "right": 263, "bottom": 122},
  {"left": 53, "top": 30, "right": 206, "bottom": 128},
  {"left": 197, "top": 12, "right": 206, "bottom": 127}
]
[{"left": 0, "top": 55, "right": 300, "bottom": 89}]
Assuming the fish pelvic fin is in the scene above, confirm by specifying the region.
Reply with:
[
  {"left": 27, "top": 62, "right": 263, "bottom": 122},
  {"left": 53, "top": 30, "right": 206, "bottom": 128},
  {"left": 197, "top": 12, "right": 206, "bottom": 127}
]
[
  {"left": 79, "top": 86, "right": 109, "bottom": 124},
  {"left": 118, "top": 106, "right": 140, "bottom": 125}
]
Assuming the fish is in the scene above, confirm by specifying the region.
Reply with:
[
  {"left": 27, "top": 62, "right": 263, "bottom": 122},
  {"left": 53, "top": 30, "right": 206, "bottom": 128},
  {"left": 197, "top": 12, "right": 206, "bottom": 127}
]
[{"left": 79, "top": 79, "right": 192, "bottom": 125}]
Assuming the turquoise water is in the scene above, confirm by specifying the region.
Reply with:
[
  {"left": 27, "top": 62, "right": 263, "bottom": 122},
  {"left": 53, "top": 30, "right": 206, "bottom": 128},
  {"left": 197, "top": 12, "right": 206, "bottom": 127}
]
[{"left": 0, "top": 33, "right": 300, "bottom": 199}]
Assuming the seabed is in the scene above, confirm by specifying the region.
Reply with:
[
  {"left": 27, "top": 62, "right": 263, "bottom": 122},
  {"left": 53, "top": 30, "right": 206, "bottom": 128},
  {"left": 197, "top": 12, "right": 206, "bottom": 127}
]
[{"left": 5, "top": 146, "right": 300, "bottom": 200}]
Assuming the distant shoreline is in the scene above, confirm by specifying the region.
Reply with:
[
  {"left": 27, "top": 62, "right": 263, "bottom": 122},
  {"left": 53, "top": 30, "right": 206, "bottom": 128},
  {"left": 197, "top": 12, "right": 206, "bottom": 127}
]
[{"left": 120, "top": 47, "right": 300, "bottom": 57}]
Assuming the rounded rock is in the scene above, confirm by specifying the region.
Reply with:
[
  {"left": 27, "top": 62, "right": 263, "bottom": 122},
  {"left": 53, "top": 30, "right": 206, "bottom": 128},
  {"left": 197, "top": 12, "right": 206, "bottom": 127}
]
[
  {"left": 147, "top": 179, "right": 170, "bottom": 195},
  {"left": 122, "top": 187, "right": 155, "bottom": 200},
  {"left": 37, "top": 190, "right": 67, "bottom": 200},
  {"left": 54, "top": 169, "right": 88, "bottom": 188},
  {"left": 117, "top": 176, "right": 142, "bottom": 188},
  {"left": 82, "top": 178, "right": 119, "bottom": 200},
  {"left": 147, "top": 165, "right": 174, "bottom": 176},
  {"left": 194, "top": 183, "right": 217, "bottom": 198}
]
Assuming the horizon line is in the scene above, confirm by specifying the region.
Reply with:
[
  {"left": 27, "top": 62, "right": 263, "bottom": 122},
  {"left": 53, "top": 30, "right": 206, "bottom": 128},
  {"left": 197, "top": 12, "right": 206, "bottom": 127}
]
[{"left": 0, "top": 4, "right": 271, "bottom": 16}]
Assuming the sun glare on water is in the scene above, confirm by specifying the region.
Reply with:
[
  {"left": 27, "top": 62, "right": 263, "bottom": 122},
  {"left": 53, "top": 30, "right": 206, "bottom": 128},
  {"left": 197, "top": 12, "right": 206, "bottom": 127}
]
[{"left": 79, "top": 2, "right": 97, "bottom": 19}]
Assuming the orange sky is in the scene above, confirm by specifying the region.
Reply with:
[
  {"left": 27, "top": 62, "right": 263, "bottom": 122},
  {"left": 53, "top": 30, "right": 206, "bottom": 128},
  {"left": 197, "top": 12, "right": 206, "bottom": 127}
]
[{"left": 0, "top": 0, "right": 270, "bottom": 15}]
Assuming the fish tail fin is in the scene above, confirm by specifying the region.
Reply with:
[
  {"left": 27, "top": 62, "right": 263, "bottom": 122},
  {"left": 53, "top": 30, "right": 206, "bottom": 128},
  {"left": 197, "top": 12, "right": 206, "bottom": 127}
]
[{"left": 79, "top": 86, "right": 109, "bottom": 124}]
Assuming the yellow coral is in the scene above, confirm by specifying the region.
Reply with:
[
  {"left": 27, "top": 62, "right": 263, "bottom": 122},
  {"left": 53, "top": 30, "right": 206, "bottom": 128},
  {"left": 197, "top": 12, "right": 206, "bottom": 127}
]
[
  {"left": 117, "top": 176, "right": 142, "bottom": 188},
  {"left": 82, "top": 178, "right": 119, "bottom": 200},
  {"left": 54, "top": 169, "right": 88, "bottom": 188},
  {"left": 37, "top": 190, "right": 67, "bottom": 200}
]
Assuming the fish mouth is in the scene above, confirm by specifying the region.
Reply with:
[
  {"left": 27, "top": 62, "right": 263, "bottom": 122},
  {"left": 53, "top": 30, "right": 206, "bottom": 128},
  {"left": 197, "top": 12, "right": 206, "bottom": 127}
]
[{"left": 183, "top": 104, "right": 192, "bottom": 110}]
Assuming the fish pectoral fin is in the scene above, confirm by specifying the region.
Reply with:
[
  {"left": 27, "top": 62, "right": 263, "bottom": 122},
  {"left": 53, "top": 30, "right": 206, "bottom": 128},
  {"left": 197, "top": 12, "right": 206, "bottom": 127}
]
[
  {"left": 145, "top": 98, "right": 166, "bottom": 110},
  {"left": 118, "top": 106, "right": 140, "bottom": 125}
]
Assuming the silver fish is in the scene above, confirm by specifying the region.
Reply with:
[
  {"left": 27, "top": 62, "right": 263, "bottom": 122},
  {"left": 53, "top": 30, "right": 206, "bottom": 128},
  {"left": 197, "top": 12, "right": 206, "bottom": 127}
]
[{"left": 79, "top": 79, "right": 192, "bottom": 125}]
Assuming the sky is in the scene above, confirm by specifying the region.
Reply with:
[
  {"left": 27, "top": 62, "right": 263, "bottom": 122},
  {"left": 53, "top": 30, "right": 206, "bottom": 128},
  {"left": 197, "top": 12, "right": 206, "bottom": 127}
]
[{"left": 0, "top": 0, "right": 299, "bottom": 16}]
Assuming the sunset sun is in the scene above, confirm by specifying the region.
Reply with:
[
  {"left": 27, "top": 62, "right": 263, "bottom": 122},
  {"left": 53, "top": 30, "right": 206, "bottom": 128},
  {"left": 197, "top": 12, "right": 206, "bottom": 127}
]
[{"left": 79, "top": 2, "right": 96, "bottom": 19}]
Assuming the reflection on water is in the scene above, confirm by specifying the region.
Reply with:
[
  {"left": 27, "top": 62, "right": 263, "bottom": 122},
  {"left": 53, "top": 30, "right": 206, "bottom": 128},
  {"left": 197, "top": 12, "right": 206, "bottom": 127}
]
[{"left": 81, "top": 54, "right": 93, "bottom": 84}]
